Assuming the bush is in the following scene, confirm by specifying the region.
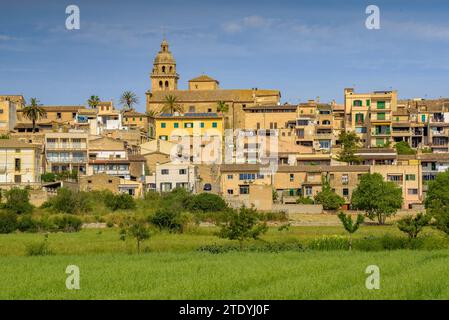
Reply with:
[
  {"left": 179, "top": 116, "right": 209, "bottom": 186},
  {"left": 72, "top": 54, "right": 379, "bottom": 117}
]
[
  {"left": 4, "top": 188, "right": 33, "bottom": 214},
  {"left": 197, "top": 240, "right": 303, "bottom": 254},
  {"left": 143, "top": 191, "right": 161, "bottom": 202},
  {"left": 104, "top": 192, "right": 136, "bottom": 211},
  {"left": 315, "top": 189, "right": 345, "bottom": 210},
  {"left": 258, "top": 211, "right": 288, "bottom": 222},
  {"left": 25, "top": 235, "right": 52, "bottom": 256},
  {"left": 150, "top": 208, "right": 190, "bottom": 233},
  {"left": 184, "top": 193, "right": 227, "bottom": 212},
  {"left": 49, "top": 188, "right": 92, "bottom": 214},
  {"left": 41, "top": 172, "right": 57, "bottom": 182},
  {"left": 397, "top": 212, "right": 430, "bottom": 239},
  {"left": 17, "top": 214, "right": 39, "bottom": 233},
  {"left": 0, "top": 211, "right": 17, "bottom": 234},
  {"left": 307, "top": 236, "right": 349, "bottom": 251},
  {"left": 296, "top": 196, "right": 314, "bottom": 205},
  {"left": 50, "top": 214, "right": 83, "bottom": 232}
]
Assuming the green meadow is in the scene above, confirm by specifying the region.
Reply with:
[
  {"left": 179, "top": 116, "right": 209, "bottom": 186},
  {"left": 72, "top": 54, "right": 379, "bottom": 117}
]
[{"left": 1, "top": 226, "right": 449, "bottom": 299}]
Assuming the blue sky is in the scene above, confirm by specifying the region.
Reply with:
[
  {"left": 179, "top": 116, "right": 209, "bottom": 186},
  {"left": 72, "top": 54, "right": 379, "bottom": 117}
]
[{"left": 1, "top": 0, "right": 449, "bottom": 111}]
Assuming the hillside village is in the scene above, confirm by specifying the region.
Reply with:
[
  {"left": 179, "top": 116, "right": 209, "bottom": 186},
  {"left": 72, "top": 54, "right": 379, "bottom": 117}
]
[{"left": 1, "top": 39, "right": 449, "bottom": 212}]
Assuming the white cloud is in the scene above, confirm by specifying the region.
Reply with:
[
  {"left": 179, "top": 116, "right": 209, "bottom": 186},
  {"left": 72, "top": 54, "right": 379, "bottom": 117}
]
[
  {"left": 222, "top": 15, "right": 275, "bottom": 33},
  {"left": 387, "top": 21, "right": 449, "bottom": 41}
]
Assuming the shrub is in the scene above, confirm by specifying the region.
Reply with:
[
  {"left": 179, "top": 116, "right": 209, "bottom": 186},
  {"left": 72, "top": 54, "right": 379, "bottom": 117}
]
[
  {"left": 296, "top": 196, "right": 314, "bottom": 205},
  {"left": 17, "top": 214, "right": 39, "bottom": 233},
  {"left": 25, "top": 235, "right": 52, "bottom": 256},
  {"left": 50, "top": 214, "right": 83, "bottom": 232},
  {"left": 104, "top": 192, "right": 136, "bottom": 211},
  {"left": 184, "top": 193, "right": 227, "bottom": 212},
  {"left": 49, "top": 188, "right": 92, "bottom": 214},
  {"left": 314, "top": 178, "right": 345, "bottom": 210},
  {"left": 397, "top": 212, "right": 430, "bottom": 239},
  {"left": 308, "top": 236, "right": 349, "bottom": 251},
  {"left": 217, "top": 206, "right": 268, "bottom": 250},
  {"left": 143, "top": 191, "right": 161, "bottom": 202},
  {"left": 0, "top": 211, "right": 17, "bottom": 234},
  {"left": 197, "top": 240, "right": 303, "bottom": 254},
  {"left": 394, "top": 141, "right": 416, "bottom": 155},
  {"left": 258, "top": 211, "right": 288, "bottom": 222},
  {"left": 41, "top": 172, "right": 57, "bottom": 182},
  {"left": 150, "top": 208, "right": 190, "bottom": 233},
  {"left": 4, "top": 188, "right": 33, "bottom": 214}
]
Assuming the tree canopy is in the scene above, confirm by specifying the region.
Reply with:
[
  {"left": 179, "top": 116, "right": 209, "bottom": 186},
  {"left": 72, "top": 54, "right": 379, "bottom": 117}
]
[
  {"left": 351, "top": 173, "right": 403, "bottom": 224},
  {"left": 336, "top": 131, "right": 362, "bottom": 164}
]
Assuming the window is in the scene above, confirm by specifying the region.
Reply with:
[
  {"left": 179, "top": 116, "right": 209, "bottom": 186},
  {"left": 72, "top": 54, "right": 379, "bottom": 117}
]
[
  {"left": 160, "top": 182, "right": 172, "bottom": 192},
  {"left": 405, "top": 174, "right": 416, "bottom": 181},
  {"left": 108, "top": 180, "right": 113, "bottom": 184},
  {"left": 14, "top": 175, "right": 21, "bottom": 183},
  {"left": 227, "top": 174, "right": 233, "bottom": 180},
  {"left": 355, "top": 127, "right": 367, "bottom": 134},
  {"left": 179, "top": 169, "right": 187, "bottom": 175},
  {"left": 343, "top": 188, "right": 349, "bottom": 196},
  {"left": 408, "top": 188, "right": 418, "bottom": 195},
  {"left": 227, "top": 189, "right": 234, "bottom": 195},
  {"left": 161, "top": 169, "right": 169, "bottom": 175},
  {"left": 239, "top": 185, "right": 250, "bottom": 195},
  {"left": 174, "top": 123, "right": 179, "bottom": 128},
  {"left": 161, "top": 123, "right": 166, "bottom": 128},
  {"left": 15, "top": 158, "right": 21, "bottom": 171},
  {"left": 0, "top": 109, "right": 3, "bottom": 114},
  {"left": 212, "top": 122, "right": 217, "bottom": 128},
  {"left": 72, "top": 113, "right": 76, "bottom": 119},
  {"left": 87, "top": 180, "right": 92, "bottom": 184},
  {"left": 353, "top": 100, "right": 363, "bottom": 107},
  {"left": 184, "top": 122, "right": 193, "bottom": 128},
  {"left": 377, "top": 113, "right": 386, "bottom": 120},
  {"left": 329, "top": 174, "right": 335, "bottom": 180},
  {"left": 421, "top": 114, "right": 426, "bottom": 122},
  {"left": 239, "top": 173, "right": 256, "bottom": 181},
  {"left": 305, "top": 186, "right": 312, "bottom": 196},
  {"left": 377, "top": 101, "right": 385, "bottom": 109},
  {"left": 387, "top": 174, "right": 403, "bottom": 182},
  {"left": 290, "top": 174, "right": 294, "bottom": 182},
  {"left": 56, "top": 112, "right": 62, "bottom": 119},
  {"left": 342, "top": 174, "right": 349, "bottom": 185},
  {"left": 366, "top": 100, "right": 371, "bottom": 107},
  {"left": 200, "top": 122, "right": 205, "bottom": 128},
  {"left": 355, "top": 113, "right": 365, "bottom": 124},
  {"left": 159, "top": 135, "right": 168, "bottom": 141},
  {"left": 189, "top": 106, "right": 195, "bottom": 112}
]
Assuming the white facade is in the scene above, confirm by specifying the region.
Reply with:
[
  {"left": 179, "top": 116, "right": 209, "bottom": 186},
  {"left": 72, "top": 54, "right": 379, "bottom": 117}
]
[{"left": 145, "top": 163, "right": 197, "bottom": 193}]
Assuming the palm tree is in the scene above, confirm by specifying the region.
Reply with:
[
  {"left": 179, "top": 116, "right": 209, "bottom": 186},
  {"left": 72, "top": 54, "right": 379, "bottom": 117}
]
[
  {"left": 145, "top": 109, "right": 160, "bottom": 118},
  {"left": 22, "top": 98, "right": 46, "bottom": 133},
  {"left": 216, "top": 101, "right": 229, "bottom": 116},
  {"left": 87, "top": 95, "right": 100, "bottom": 109},
  {"left": 162, "top": 95, "right": 183, "bottom": 114},
  {"left": 120, "top": 91, "right": 139, "bottom": 110}
]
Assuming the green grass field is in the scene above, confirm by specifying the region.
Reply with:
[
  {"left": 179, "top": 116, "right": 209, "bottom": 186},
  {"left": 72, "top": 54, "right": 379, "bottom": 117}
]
[{"left": 1, "top": 225, "right": 449, "bottom": 299}]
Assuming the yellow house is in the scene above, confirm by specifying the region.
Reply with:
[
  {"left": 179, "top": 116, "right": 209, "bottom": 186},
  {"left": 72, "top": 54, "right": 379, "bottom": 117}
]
[{"left": 155, "top": 113, "right": 223, "bottom": 141}]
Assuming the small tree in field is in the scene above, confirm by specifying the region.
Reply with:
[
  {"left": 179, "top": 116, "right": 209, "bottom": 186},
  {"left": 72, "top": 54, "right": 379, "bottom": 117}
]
[
  {"left": 337, "top": 212, "right": 364, "bottom": 250},
  {"left": 119, "top": 217, "right": 150, "bottom": 253},
  {"left": 218, "top": 207, "right": 268, "bottom": 250},
  {"left": 351, "top": 173, "right": 403, "bottom": 225},
  {"left": 5, "top": 188, "right": 33, "bottom": 214},
  {"left": 397, "top": 213, "right": 430, "bottom": 239}
]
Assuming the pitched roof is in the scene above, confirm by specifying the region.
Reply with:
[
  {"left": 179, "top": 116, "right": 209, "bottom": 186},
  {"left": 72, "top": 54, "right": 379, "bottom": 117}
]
[
  {"left": 0, "top": 138, "right": 40, "bottom": 149},
  {"left": 188, "top": 75, "right": 218, "bottom": 83},
  {"left": 157, "top": 112, "right": 220, "bottom": 119},
  {"left": 220, "top": 164, "right": 370, "bottom": 173}
]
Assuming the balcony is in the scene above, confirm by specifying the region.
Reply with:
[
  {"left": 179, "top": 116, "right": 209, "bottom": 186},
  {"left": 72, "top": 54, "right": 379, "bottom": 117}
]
[
  {"left": 371, "top": 129, "right": 391, "bottom": 136},
  {"left": 47, "top": 157, "right": 87, "bottom": 164}
]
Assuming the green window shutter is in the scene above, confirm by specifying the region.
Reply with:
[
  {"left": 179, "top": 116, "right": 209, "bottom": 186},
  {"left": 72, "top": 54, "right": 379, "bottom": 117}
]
[
  {"left": 377, "top": 101, "right": 385, "bottom": 109},
  {"left": 161, "top": 123, "right": 166, "bottom": 128},
  {"left": 212, "top": 122, "right": 217, "bottom": 128},
  {"left": 200, "top": 122, "right": 205, "bottom": 128},
  {"left": 376, "top": 138, "right": 384, "bottom": 146},
  {"left": 421, "top": 115, "right": 426, "bottom": 122},
  {"left": 366, "top": 100, "right": 371, "bottom": 107},
  {"left": 378, "top": 113, "right": 385, "bottom": 120},
  {"left": 174, "top": 123, "right": 179, "bottom": 128}
]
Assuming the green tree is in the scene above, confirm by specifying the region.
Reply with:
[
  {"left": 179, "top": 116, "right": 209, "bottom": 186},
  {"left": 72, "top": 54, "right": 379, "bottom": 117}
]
[
  {"left": 162, "top": 95, "right": 183, "bottom": 114},
  {"left": 425, "top": 170, "right": 449, "bottom": 235},
  {"left": 216, "top": 101, "right": 229, "bottom": 116},
  {"left": 120, "top": 91, "right": 139, "bottom": 110},
  {"left": 336, "top": 131, "right": 361, "bottom": 164},
  {"left": 338, "top": 211, "right": 365, "bottom": 250},
  {"left": 314, "top": 177, "right": 345, "bottom": 210},
  {"left": 184, "top": 193, "right": 227, "bottom": 212},
  {"left": 218, "top": 206, "right": 268, "bottom": 250},
  {"left": 397, "top": 212, "right": 430, "bottom": 239},
  {"left": 351, "top": 173, "right": 403, "bottom": 225},
  {"left": 394, "top": 141, "right": 416, "bottom": 155},
  {"left": 22, "top": 98, "right": 47, "bottom": 133},
  {"left": 87, "top": 95, "right": 100, "bottom": 109},
  {"left": 5, "top": 188, "right": 33, "bottom": 214},
  {"left": 337, "top": 212, "right": 364, "bottom": 250},
  {"left": 119, "top": 217, "right": 150, "bottom": 253}
]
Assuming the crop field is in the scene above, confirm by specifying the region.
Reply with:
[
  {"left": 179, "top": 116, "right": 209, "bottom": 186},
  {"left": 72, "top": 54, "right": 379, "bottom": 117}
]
[{"left": 1, "top": 225, "right": 449, "bottom": 299}]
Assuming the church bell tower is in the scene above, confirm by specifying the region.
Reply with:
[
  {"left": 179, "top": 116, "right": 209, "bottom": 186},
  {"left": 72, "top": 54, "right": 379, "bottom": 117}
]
[{"left": 150, "top": 39, "right": 179, "bottom": 92}]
